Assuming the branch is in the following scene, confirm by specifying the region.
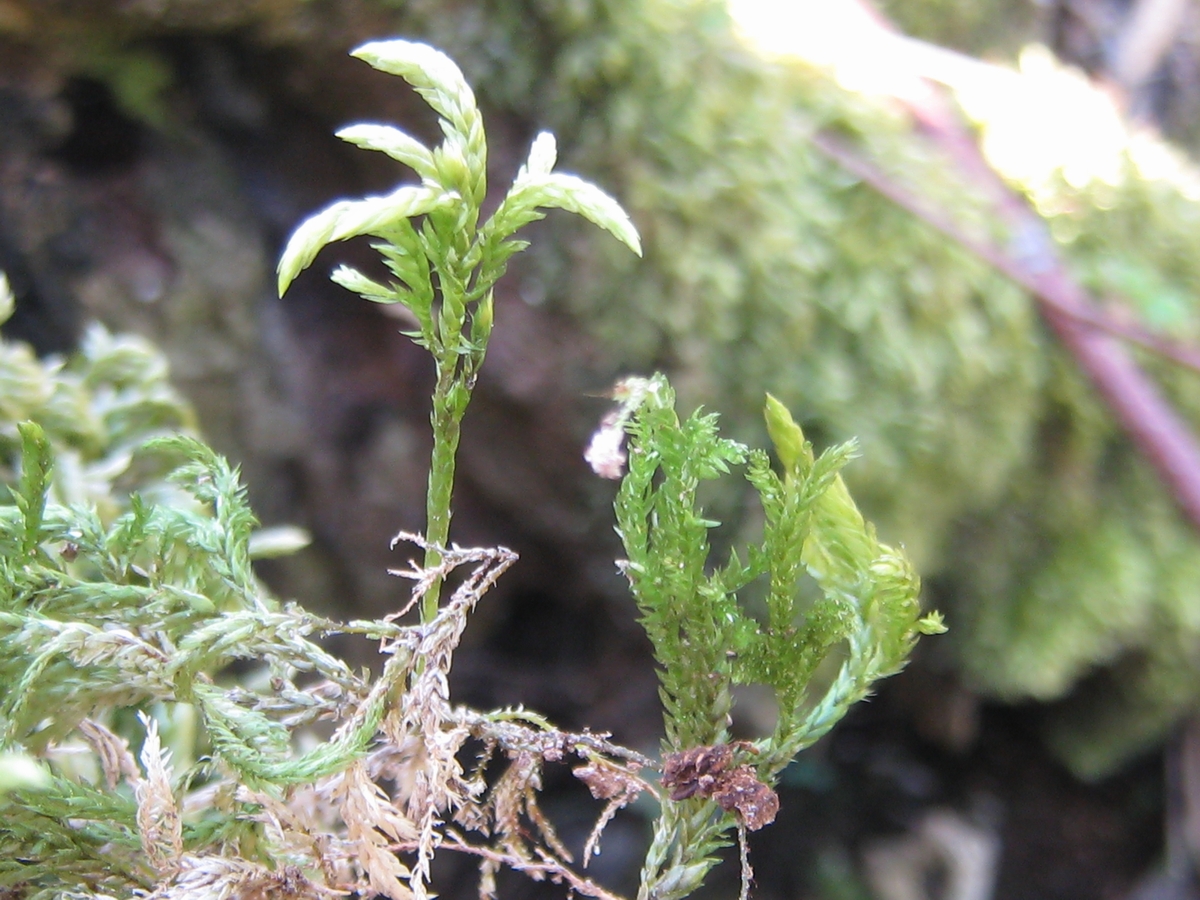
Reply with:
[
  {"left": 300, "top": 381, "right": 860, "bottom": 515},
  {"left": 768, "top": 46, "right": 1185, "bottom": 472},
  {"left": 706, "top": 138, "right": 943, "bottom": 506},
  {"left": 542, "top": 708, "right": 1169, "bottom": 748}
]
[
  {"left": 810, "top": 131, "right": 1200, "bottom": 376},
  {"left": 814, "top": 0, "right": 1200, "bottom": 532}
]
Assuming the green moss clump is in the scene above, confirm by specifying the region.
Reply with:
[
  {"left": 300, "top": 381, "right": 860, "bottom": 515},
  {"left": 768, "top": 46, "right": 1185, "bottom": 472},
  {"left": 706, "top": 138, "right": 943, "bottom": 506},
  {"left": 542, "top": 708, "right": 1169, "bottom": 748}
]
[{"left": 0, "top": 279, "right": 195, "bottom": 518}]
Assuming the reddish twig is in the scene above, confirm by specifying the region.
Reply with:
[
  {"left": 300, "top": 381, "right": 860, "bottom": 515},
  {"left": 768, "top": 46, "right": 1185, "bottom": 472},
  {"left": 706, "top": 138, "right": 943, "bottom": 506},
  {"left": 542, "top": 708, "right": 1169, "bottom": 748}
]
[
  {"left": 814, "top": 1, "right": 1200, "bottom": 532},
  {"left": 811, "top": 131, "right": 1200, "bottom": 376},
  {"left": 442, "top": 829, "right": 628, "bottom": 900}
]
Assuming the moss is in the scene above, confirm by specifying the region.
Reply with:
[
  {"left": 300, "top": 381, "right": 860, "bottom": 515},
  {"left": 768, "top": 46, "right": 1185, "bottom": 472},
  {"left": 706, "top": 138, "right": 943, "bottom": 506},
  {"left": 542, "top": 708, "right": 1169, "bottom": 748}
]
[{"left": 874, "top": 0, "right": 1041, "bottom": 58}]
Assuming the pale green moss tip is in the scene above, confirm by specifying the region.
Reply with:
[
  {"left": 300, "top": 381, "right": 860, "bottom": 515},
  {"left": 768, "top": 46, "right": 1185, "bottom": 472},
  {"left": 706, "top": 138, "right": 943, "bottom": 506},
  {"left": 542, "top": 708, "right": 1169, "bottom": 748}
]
[{"left": 0, "top": 272, "right": 13, "bottom": 326}]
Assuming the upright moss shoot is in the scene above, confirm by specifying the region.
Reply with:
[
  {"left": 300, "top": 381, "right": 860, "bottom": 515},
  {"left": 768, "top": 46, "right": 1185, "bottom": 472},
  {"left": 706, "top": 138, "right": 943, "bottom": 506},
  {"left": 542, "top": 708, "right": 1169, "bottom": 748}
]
[
  {"left": 277, "top": 39, "right": 639, "bottom": 620},
  {"left": 598, "top": 377, "right": 943, "bottom": 900}
]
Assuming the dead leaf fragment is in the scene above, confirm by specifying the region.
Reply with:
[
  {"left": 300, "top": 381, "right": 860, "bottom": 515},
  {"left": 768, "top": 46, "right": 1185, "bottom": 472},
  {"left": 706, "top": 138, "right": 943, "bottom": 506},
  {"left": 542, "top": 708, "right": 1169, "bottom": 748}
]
[{"left": 661, "top": 743, "right": 779, "bottom": 831}]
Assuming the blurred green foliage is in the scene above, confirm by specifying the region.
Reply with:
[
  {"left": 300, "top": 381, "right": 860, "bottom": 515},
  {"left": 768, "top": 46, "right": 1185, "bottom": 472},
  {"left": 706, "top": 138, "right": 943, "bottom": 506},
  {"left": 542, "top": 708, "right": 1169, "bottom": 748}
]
[{"left": 0, "top": 281, "right": 195, "bottom": 519}]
